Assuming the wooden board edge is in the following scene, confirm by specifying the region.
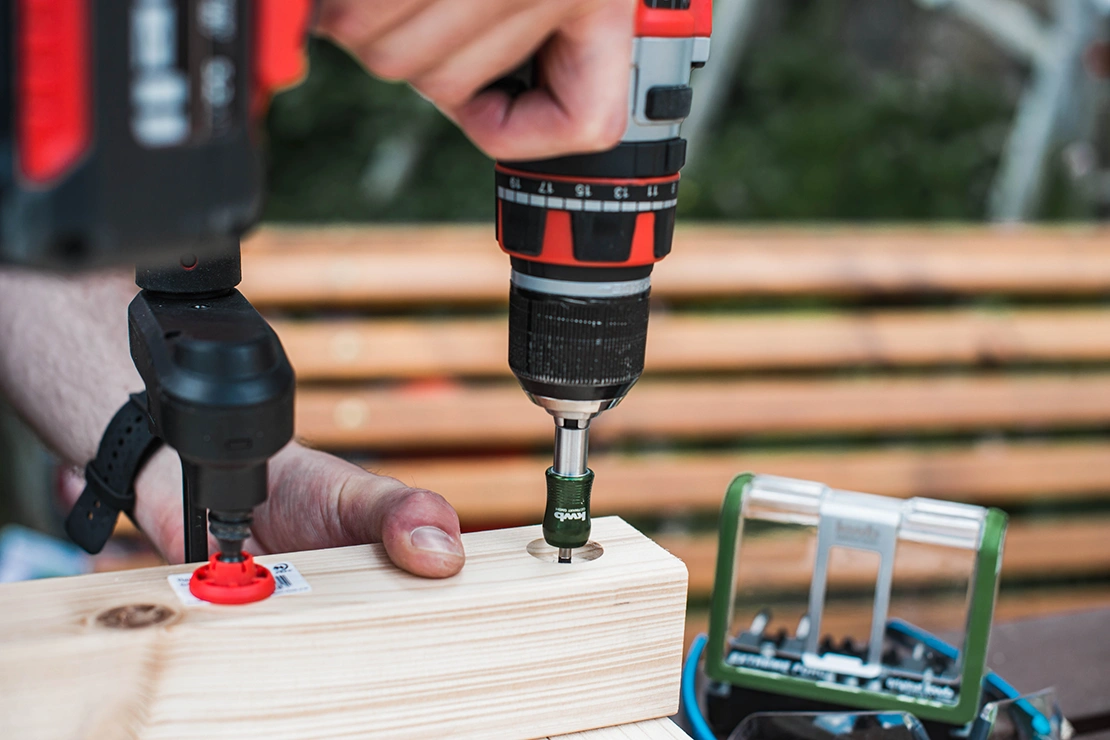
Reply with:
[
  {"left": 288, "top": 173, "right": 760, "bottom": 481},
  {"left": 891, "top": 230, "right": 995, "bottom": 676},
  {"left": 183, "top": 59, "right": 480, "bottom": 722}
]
[{"left": 549, "top": 717, "right": 691, "bottom": 739}]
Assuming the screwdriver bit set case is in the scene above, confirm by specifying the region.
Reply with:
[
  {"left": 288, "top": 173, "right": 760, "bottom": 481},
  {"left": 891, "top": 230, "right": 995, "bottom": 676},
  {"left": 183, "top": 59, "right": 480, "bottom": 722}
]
[{"left": 704, "top": 474, "right": 1007, "bottom": 726}]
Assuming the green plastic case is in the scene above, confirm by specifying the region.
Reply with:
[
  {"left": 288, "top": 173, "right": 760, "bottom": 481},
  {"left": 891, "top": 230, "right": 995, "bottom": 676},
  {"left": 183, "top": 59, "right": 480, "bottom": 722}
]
[{"left": 706, "top": 473, "right": 1007, "bottom": 725}]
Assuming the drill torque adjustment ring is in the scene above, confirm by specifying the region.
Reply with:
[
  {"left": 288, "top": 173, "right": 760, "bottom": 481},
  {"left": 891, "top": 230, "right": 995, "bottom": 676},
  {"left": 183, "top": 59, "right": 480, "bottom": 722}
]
[
  {"left": 189, "top": 552, "right": 275, "bottom": 605},
  {"left": 496, "top": 166, "right": 681, "bottom": 268}
]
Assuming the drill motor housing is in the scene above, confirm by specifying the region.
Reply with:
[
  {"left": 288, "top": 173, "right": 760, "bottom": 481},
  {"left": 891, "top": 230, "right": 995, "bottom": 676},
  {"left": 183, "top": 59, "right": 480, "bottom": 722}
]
[
  {"left": 497, "top": 0, "right": 712, "bottom": 409},
  {"left": 3, "top": 0, "right": 312, "bottom": 573},
  {"left": 0, "top": 0, "right": 310, "bottom": 268}
]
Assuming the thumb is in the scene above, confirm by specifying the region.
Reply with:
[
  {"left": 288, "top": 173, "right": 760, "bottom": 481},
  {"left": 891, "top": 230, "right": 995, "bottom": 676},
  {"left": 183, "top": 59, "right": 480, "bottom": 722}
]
[
  {"left": 339, "top": 475, "right": 466, "bottom": 578},
  {"left": 260, "top": 445, "right": 466, "bottom": 578}
]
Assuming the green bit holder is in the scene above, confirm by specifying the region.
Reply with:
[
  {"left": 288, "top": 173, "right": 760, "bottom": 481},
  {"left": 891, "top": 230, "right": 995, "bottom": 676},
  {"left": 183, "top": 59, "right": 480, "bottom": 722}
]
[{"left": 543, "top": 467, "right": 593, "bottom": 550}]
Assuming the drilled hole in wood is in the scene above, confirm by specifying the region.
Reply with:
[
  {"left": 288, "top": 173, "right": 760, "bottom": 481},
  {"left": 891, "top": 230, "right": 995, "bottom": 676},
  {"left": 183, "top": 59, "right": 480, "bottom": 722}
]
[
  {"left": 95, "top": 604, "right": 178, "bottom": 630},
  {"left": 526, "top": 539, "right": 603, "bottom": 563}
]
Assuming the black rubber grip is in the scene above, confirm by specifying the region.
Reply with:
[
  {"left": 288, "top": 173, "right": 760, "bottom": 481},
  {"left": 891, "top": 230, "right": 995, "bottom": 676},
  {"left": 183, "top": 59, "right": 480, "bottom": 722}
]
[
  {"left": 502, "top": 139, "right": 687, "bottom": 179},
  {"left": 508, "top": 286, "right": 650, "bottom": 392}
]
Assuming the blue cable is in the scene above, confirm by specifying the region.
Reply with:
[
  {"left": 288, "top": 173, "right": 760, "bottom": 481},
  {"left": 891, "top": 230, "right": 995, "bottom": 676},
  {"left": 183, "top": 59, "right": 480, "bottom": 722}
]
[
  {"left": 885, "top": 620, "right": 1051, "bottom": 737},
  {"left": 681, "top": 634, "right": 718, "bottom": 740}
]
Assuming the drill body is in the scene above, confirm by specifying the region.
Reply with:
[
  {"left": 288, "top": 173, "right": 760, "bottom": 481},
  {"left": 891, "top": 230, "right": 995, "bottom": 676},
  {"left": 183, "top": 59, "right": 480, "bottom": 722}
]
[
  {"left": 1, "top": 0, "right": 309, "bottom": 268},
  {"left": 3, "top": 0, "right": 313, "bottom": 579},
  {"left": 496, "top": 0, "right": 712, "bottom": 559}
]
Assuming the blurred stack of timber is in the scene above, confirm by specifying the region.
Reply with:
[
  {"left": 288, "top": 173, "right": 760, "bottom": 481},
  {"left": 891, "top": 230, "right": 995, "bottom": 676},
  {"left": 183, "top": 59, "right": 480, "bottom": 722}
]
[{"left": 116, "top": 224, "right": 1110, "bottom": 641}]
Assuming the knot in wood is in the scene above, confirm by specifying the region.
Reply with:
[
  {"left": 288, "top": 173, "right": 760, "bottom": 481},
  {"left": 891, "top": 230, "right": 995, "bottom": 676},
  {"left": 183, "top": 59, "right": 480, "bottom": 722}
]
[{"left": 96, "top": 604, "right": 177, "bottom": 630}]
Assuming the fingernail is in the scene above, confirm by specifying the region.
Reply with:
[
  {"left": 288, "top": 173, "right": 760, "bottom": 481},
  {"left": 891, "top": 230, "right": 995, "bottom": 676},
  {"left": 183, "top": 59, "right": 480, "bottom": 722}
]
[{"left": 410, "top": 526, "right": 463, "bottom": 557}]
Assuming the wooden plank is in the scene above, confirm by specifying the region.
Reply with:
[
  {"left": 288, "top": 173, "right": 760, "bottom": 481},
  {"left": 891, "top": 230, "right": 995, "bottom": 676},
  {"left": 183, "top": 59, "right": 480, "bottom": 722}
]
[
  {"left": 0, "top": 518, "right": 687, "bottom": 740},
  {"left": 657, "top": 517, "right": 1110, "bottom": 596},
  {"left": 296, "top": 374, "right": 1110, "bottom": 450},
  {"left": 111, "top": 440, "right": 1110, "bottom": 542},
  {"left": 275, "top": 317, "right": 509, "bottom": 380},
  {"left": 274, "top": 308, "right": 1110, "bottom": 381},
  {"left": 552, "top": 719, "right": 690, "bottom": 740},
  {"left": 240, "top": 225, "right": 1110, "bottom": 307},
  {"left": 683, "top": 588, "right": 1110, "bottom": 651},
  {"left": 382, "top": 441, "right": 1110, "bottom": 523}
]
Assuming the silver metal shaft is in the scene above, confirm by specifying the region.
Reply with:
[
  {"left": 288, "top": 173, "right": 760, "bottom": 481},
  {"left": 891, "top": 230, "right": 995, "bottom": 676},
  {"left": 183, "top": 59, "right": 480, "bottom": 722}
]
[
  {"left": 552, "top": 422, "right": 589, "bottom": 477},
  {"left": 553, "top": 422, "right": 590, "bottom": 564}
]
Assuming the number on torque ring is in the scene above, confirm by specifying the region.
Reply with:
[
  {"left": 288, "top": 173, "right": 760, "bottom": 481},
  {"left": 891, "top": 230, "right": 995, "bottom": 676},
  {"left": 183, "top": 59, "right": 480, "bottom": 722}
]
[
  {"left": 538, "top": 181, "right": 554, "bottom": 195},
  {"left": 614, "top": 186, "right": 630, "bottom": 199},
  {"left": 647, "top": 185, "right": 659, "bottom": 197},
  {"left": 575, "top": 184, "right": 592, "bottom": 197},
  {"left": 509, "top": 177, "right": 522, "bottom": 189}
]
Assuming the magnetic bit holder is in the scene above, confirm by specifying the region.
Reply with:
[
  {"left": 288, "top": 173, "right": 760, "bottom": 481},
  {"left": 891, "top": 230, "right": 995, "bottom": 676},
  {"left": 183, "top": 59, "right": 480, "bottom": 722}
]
[{"left": 546, "top": 422, "right": 595, "bottom": 562}]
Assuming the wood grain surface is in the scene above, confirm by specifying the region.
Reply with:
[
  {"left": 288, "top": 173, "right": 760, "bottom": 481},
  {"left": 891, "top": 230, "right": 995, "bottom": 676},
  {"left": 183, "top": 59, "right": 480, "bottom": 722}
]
[
  {"left": 295, "top": 374, "right": 1110, "bottom": 450},
  {"left": 240, "top": 225, "right": 1110, "bottom": 307},
  {"left": 0, "top": 518, "right": 687, "bottom": 740},
  {"left": 657, "top": 516, "right": 1110, "bottom": 594},
  {"left": 273, "top": 308, "right": 1110, "bottom": 381},
  {"left": 380, "top": 440, "right": 1110, "bottom": 522}
]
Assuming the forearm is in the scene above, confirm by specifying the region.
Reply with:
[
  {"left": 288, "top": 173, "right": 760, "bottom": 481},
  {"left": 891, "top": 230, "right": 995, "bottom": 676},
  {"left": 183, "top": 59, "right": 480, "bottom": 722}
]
[{"left": 0, "top": 269, "right": 143, "bottom": 467}]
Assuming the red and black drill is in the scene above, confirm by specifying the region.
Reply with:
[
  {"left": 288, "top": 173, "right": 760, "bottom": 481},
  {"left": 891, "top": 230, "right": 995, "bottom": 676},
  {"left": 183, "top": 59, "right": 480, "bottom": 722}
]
[
  {"left": 495, "top": 0, "right": 712, "bottom": 562},
  {"left": 2, "top": 0, "right": 313, "bottom": 603},
  {"left": 4, "top": 0, "right": 712, "bottom": 583}
]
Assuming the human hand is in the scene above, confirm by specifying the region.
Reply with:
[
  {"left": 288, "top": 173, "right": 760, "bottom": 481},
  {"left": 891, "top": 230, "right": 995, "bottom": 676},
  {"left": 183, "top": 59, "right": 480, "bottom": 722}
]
[
  {"left": 61, "top": 442, "right": 466, "bottom": 576},
  {"left": 317, "top": 0, "right": 636, "bottom": 161}
]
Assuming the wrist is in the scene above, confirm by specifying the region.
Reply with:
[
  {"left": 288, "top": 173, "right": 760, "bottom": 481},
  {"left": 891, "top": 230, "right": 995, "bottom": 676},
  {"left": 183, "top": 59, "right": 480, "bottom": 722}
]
[
  {"left": 131, "top": 445, "right": 184, "bottom": 556},
  {"left": 63, "top": 396, "right": 167, "bottom": 554}
]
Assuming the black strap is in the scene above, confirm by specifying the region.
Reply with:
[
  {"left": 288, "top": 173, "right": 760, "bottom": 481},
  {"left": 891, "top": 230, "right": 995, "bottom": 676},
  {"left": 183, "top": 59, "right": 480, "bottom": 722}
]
[{"left": 65, "top": 394, "right": 163, "bottom": 554}]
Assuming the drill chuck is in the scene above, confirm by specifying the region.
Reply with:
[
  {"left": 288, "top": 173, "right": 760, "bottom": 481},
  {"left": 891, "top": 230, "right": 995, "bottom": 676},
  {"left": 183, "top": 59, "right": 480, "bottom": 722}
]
[
  {"left": 208, "top": 509, "right": 253, "bottom": 562},
  {"left": 508, "top": 272, "right": 650, "bottom": 403}
]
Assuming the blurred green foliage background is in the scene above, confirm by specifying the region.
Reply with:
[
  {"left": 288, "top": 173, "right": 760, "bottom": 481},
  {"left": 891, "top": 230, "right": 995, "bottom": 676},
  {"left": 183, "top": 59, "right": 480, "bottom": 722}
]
[{"left": 262, "top": 1, "right": 1082, "bottom": 223}]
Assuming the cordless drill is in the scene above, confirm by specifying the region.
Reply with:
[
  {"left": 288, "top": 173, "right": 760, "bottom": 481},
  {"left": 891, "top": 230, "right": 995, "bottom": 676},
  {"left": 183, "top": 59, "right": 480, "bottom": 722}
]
[
  {"left": 496, "top": 0, "right": 712, "bottom": 562},
  {"left": 3, "top": 0, "right": 314, "bottom": 602}
]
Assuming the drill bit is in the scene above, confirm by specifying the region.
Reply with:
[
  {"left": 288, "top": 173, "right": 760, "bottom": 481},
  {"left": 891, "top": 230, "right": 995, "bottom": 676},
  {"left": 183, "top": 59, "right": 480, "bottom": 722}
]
[
  {"left": 546, "top": 421, "right": 593, "bottom": 563},
  {"left": 208, "top": 509, "right": 252, "bottom": 563}
]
